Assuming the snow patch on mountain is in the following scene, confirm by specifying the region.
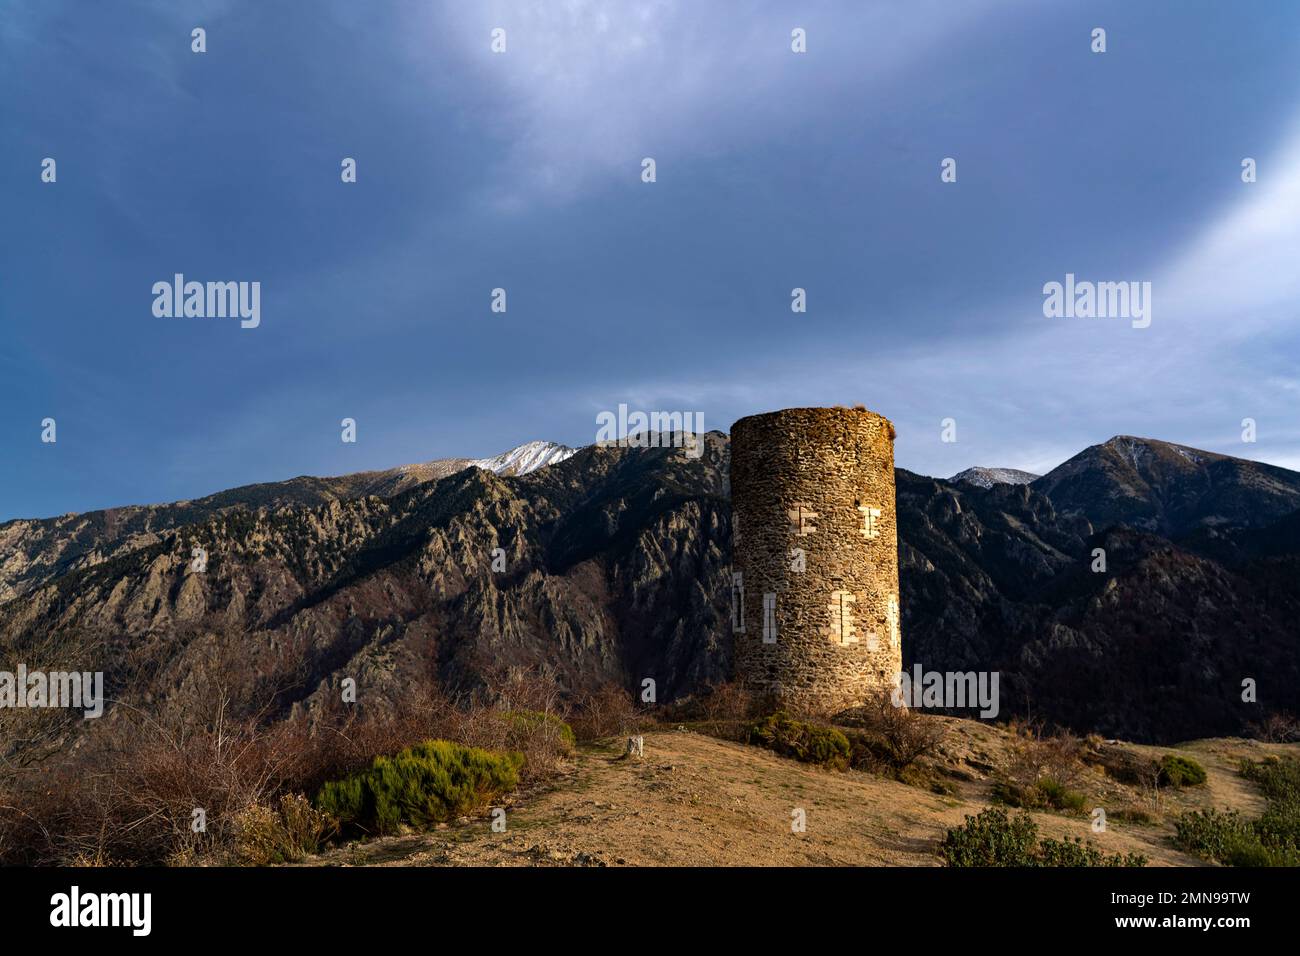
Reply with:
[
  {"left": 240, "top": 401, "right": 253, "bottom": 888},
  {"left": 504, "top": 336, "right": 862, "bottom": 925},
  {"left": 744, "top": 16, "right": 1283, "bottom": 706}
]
[
  {"left": 470, "top": 440, "right": 579, "bottom": 476},
  {"left": 1106, "top": 436, "right": 1156, "bottom": 471},
  {"left": 949, "top": 467, "right": 1040, "bottom": 489}
]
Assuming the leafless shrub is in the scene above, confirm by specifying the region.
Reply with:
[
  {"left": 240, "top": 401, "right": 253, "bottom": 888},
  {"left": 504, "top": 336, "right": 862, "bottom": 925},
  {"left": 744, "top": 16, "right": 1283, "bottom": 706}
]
[
  {"left": 662, "top": 680, "right": 762, "bottom": 741},
  {"left": 841, "top": 690, "right": 947, "bottom": 772},
  {"left": 470, "top": 662, "right": 566, "bottom": 715},
  {"left": 1003, "top": 721, "right": 1090, "bottom": 791},
  {"left": 230, "top": 794, "right": 334, "bottom": 866},
  {"left": 1246, "top": 712, "right": 1300, "bottom": 744},
  {"left": 567, "top": 683, "right": 646, "bottom": 742},
  {"left": 1138, "top": 758, "right": 1164, "bottom": 814},
  {"left": 0, "top": 660, "right": 579, "bottom": 865}
]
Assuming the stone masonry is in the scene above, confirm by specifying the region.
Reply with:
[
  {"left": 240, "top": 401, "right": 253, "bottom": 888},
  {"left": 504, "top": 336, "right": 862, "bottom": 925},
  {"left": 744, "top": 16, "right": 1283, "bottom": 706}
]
[{"left": 730, "top": 406, "right": 901, "bottom": 713}]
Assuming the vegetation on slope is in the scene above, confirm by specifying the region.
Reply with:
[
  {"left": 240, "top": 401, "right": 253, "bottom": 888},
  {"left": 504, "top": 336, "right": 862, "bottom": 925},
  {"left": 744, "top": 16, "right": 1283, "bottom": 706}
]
[
  {"left": 1175, "top": 756, "right": 1300, "bottom": 866},
  {"left": 941, "top": 808, "right": 1148, "bottom": 867},
  {"left": 316, "top": 740, "right": 524, "bottom": 835}
]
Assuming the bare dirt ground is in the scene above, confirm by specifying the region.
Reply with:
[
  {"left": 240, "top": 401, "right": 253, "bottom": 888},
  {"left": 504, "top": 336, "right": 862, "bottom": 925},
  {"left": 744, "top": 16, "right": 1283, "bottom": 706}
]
[{"left": 301, "top": 722, "right": 1298, "bottom": 867}]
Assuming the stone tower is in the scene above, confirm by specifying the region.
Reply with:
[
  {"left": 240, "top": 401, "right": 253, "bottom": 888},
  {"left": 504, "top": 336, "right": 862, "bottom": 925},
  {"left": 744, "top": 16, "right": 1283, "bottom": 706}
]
[{"left": 730, "top": 406, "right": 901, "bottom": 713}]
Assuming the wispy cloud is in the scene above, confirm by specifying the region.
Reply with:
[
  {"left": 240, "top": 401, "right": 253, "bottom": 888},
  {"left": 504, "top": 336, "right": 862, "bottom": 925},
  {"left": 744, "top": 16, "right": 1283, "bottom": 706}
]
[
  {"left": 1157, "top": 117, "right": 1300, "bottom": 333},
  {"left": 412, "top": 0, "right": 1021, "bottom": 207},
  {"left": 583, "top": 114, "right": 1300, "bottom": 478}
]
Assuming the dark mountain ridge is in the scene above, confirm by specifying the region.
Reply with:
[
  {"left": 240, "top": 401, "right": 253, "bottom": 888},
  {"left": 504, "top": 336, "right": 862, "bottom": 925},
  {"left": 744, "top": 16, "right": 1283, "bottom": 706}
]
[
  {"left": 1032, "top": 435, "right": 1300, "bottom": 536},
  {"left": 2, "top": 432, "right": 1297, "bottom": 758}
]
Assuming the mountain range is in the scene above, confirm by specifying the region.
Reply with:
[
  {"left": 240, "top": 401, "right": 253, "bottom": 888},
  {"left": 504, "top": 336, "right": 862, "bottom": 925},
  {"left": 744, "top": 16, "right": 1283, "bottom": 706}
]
[{"left": 2, "top": 432, "right": 1298, "bottom": 759}]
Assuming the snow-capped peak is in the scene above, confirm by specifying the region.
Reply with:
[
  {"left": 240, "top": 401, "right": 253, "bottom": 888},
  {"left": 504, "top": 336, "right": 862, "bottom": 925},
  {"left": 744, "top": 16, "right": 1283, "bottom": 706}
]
[
  {"left": 949, "top": 466, "right": 1040, "bottom": 489},
  {"left": 470, "top": 440, "right": 579, "bottom": 476}
]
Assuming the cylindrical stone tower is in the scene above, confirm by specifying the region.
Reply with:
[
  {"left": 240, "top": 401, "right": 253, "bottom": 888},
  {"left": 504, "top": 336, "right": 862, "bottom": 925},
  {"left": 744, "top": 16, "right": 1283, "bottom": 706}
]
[{"left": 730, "top": 406, "right": 901, "bottom": 713}]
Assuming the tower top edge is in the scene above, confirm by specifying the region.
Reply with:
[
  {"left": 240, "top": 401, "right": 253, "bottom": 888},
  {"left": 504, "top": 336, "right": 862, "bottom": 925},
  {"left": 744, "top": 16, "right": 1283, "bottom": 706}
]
[{"left": 731, "top": 405, "right": 896, "bottom": 434}]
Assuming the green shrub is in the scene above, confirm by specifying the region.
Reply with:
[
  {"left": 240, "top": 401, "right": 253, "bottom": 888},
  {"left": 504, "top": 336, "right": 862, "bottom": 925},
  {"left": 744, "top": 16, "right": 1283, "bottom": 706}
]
[
  {"left": 1159, "top": 754, "right": 1207, "bottom": 787},
  {"left": 1176, "top": 758, "right": 1300, "bottom": 867},
  {"left": 940, "top": 808, "right": 1038, "bottom": 866},
  {"left": 1243, "top": 758, "right": 1300, "bottom": 864},
  {"left": 1036, "top": 777, "right": 1087, "bottom": 812},
  {"left": 991, "top": 779, "right": 1032, "bottom": 808},
  {"left": 1241, "top": 755, "right": 1300, "bottom": 804},
  {"left": 1110, "top": 806, "right": 1156, "bottom": 826},
  {"left": 1174, "top": 803, "right": 1300, "bottom": 867},
  {"left": 500, "top": 709, "right": 577, "bottom": 752},
  {"left": 747, "top": 712, "right": 850, "bottom": 770},
  {"left": 1174, "top": 808, "right": 1250, "bottom": 863},
  {"left": 1222, "top": 839, "right": 1291, "bottom": 868},
  {"left": 1252, "top": 801, "right": 1300, "bottom": 857},
  {"left": 992, "top": 777, "right": 1085, "bottom": 813},
  {"left": 802, "top": 726, "right": 851, "bottom": 768},
  {"left": 315, "top": 740, "right": 523, "bottom": 835},
  {"left": 1035, "top": 836, "right": 1147, "bottom": 868},
  {"left": 941, "top": 808, "right": 1147, "bottom": 867}
]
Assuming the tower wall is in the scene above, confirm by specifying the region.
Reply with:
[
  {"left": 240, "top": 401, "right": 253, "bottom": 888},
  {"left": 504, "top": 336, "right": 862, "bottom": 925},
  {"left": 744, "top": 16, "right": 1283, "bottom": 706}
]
[{"left": 730, "top": 406, "right": 901, "bottom": 713}]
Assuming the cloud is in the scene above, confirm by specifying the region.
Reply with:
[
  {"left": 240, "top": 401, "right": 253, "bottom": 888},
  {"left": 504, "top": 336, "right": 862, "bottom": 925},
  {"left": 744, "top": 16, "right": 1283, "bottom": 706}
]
[
  {"left": 409, "top": 0, "right": 1021, "bottom": 207},
  {"left": 1156, "top": 118, "right": 1300, "bottom": 334},
  {"left": 574, "top": 114, "right": 1300, "bottom": 479}
]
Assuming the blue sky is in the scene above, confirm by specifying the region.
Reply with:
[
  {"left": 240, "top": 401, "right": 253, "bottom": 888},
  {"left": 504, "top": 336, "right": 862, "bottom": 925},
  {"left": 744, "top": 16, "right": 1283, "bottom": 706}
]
[{"left": 3, "top": 0, "right": 1300, "bottom": 520}]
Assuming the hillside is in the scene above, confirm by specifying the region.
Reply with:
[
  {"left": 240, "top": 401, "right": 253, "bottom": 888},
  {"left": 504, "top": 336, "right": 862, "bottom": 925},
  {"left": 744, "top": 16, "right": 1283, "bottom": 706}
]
[{"left": 301, "top": 723, "right": 1296, "bottom": 867}]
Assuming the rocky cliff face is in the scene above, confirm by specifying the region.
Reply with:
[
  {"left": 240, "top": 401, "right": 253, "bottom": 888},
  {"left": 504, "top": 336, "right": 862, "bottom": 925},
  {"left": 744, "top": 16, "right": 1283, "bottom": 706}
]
[
  {"left": 0, "top": 441, "right": 578, "bottom": 603},
  {"left": 0, "top": 436, "right": 733, "bottom": 759},
  {"left": 2, "top": 432, "right": 1298, "bottom": 754},
  {"left": 896, "top": 468, "right": 1300, "bottom": 742}
]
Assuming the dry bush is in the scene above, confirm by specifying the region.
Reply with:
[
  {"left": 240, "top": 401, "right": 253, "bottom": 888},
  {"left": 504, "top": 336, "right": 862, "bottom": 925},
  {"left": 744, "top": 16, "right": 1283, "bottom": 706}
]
[
  {"left": 2, "top": 634, "right": 675, "bottom": 865},
  {"left": 840, "top": 691, "right": 947, "bottom": 772},
  {"left": 1003, "top": 722, "right": 1090, "bottom": 792},
  {"left": 700, "top": 680, "right": 759, "bottom": 722},
  {"left": 231, "top": 794, "right": 334, "bottom": 866},
  {"left": 469, "top": 662, "right": 566, "bottom": 714},
  {"left": 1246, "top": 712, "right": 1300, "bottom": 744},
  {"left": 988, "top": 721, "right": 1097, "bottom": 811},
  {"left": 0, "top": 662, "right": 581, "bottom": 865},
  {"left": 567, "top": 683, "right": 646, "bottom": 742},
  {"left": 1138, "top": 758, "right": 1165, "bottom": 815},
  {"left": 432, "top": 707, "right": 573, "bottom": 783},
  {"left": 661, "top": 680, "right": 762, "bottom": 741},
  {"left": 0, "top": 714, "right": 283, "bottom": 866},
  {"left": 429, "top": 662, "right": 576, "bottom": 779}
]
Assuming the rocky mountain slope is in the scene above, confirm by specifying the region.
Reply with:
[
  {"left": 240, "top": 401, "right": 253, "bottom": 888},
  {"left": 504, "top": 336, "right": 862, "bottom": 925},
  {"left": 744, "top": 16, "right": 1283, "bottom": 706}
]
[
  {"left": 2, "top": 432, "right": 1298, "bottom": 759},
  {"left": 896, "top": 468, "right": 1300, "bottom": 741},
  {"left": 949, "top": 467, "right": 1039, "bottom": 488},
  {"left": 0, "top": 435, "right": 732, "bottom": 766},
  {"left": 1032, "top": 436, "right": 1300, "bottom": 535},
  {"left": 0, "top": 440, "right": 577, "bottom": 603}
]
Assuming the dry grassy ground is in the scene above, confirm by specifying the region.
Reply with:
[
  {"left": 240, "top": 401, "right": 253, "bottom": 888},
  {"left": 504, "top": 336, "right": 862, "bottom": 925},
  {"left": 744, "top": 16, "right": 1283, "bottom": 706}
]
[{"left": 300, "top": 720, "right": 1299, "bottom": 867}]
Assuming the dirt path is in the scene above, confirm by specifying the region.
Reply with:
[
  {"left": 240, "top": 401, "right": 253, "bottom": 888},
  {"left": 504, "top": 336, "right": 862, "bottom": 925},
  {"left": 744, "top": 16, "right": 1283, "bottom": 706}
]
[{"left": 305, "top": 729, "right": 1230, "bottom": 867}]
